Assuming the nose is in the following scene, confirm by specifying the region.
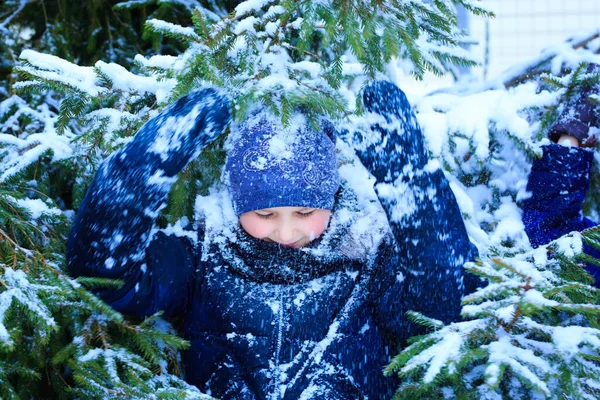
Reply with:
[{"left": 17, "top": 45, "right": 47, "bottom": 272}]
[{"left": 277, "top": 223, "right": 296, "bottom": 243}]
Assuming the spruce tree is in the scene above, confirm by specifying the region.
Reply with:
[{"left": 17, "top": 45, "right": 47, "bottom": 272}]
[
  {"left": 10, "top": 1, "right": 600, "bottom": 399},
  {"left": 385, "top": 231, "right": 600, "bottom": 399}
]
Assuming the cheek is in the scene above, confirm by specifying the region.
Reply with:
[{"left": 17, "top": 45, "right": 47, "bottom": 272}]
[
  {"left": 239, "top": 215, "right": 272, "bottom": 239},
  {"left": 302, "top": 214, "right": 331, "bottom": 237}
]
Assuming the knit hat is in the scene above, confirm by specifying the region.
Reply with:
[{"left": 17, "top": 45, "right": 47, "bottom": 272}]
[
  {"left": 224, "top": 110, "right": 340, "bottom": 216},
  {"left": 549, "top": 63, "right": 600, "bottom": 148}
]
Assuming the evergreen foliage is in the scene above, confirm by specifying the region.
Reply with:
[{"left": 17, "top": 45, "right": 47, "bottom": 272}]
[
  {"left": 0, "top": 191, "right": 211, "bottom": 399},
  {"left": 3, "top": 0, "right": 600, "bottom": 398},
  {"left": 0, "top": 0, "right": 202, "bottom": 86},
  {"left": 139, "top": 0, "right": 492, "bottom": 124},
  {"left": 385, "top": 230, "right": 600, "bottom": 400},
  {"left": 1, "top": 0, "right": 495, "bottom": 397}
]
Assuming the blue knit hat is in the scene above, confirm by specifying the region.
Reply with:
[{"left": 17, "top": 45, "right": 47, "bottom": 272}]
[{"left": 224, "top": 110, "right": 340, "bottom": 216}]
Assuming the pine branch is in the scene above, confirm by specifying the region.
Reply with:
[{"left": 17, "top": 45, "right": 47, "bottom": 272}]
[{"left": 503, "top": 31, "right": 600, "bottom": 88}]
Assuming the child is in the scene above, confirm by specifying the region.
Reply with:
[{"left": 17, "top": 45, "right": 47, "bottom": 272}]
[
  {"left": 522, "top": 63, "right": 600, "bottom": 286},
  {"left": 67, "top": 81, "right": 476, "bottom": 399}
]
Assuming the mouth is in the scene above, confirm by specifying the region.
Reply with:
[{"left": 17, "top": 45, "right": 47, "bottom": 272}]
[{"left": 280, "top": 240, "right": 299, "bottom": 248}]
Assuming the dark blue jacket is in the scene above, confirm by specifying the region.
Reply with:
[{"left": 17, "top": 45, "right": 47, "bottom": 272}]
[
  {"left": 67, "top": 82, "right": 475, "bottom": 399},
  {"left": 522, "top": 144, "right": 600, "bottom": 285}
]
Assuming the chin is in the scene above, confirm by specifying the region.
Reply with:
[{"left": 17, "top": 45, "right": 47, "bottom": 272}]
[{"left": 280, "top": 239, "right": 307, "bottom": 248}]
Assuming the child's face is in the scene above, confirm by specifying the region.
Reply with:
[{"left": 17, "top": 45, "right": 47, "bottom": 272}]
[{"left": 239, "top": 207, "right": 332, "bottom": 248}]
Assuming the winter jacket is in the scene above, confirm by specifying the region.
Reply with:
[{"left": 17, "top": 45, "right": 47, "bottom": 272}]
[
  {"left": 522, "top": 143, "right": 600, "bottom": 286},
  {"left": 67, "top": 83, "right": 476, "bottom": 399}
]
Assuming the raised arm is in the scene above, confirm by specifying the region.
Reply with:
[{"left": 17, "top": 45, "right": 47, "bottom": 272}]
[
  {"left": 66, "top": 88, "right": 231, "bottom": 316},
  {"left": 355, "top": 81, "right": 476, "bottom": 340}
]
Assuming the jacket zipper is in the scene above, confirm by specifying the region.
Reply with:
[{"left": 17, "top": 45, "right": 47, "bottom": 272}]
[{"left": 272, "top": 287, "right": 285, "bottom": 400}]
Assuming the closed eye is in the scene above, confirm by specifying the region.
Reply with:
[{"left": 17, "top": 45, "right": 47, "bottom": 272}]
[
  {"left": 255, "top": 212, "right": 274, "bottom": 219},
  {"left": 297, "top": 211, "right": 314, "bottom": 218}
]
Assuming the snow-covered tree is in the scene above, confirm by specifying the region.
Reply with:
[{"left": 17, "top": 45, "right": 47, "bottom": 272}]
[
  {"left": 386, "top": 230, "right": 600, "bottom": 399},
  {"left": 5, "top": 0, "right": 600, "bottom": 399},
  {"left": 1, "top": 0, "right": 496, "bottom": 398},
  {"left": 384, "top": 40, "right": 600, "bottom": 399}
]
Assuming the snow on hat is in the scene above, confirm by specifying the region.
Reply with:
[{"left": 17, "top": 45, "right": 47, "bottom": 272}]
[{"left": 224, "top": 110, "right": 340, "bottom": 216}]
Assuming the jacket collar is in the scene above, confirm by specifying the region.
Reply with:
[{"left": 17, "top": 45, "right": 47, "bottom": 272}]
[{"left": 197, "top": 182, "right": 391, "bottom": 284}]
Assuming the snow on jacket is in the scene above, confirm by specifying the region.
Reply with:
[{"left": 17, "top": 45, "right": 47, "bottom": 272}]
[
  {"left": 67, "top": 83, "right": 476, "bottom": 399},
  {"left": 522, "top": 143, "right": 600, "bottom": 286}
]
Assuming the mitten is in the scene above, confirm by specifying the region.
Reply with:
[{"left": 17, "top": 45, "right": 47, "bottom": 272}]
[
  {"left": 356, "top": 80, "right": 429, "bottom": 183},
  {"left": 68, "top": 87, "right": 231, "bottom": 280}
]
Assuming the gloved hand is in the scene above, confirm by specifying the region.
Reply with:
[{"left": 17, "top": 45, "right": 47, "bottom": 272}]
[
  {"left": 67, "top": 87, "right": 231, "bottom": 281},
  {"left": 121, "top": 87, "right": 232, "bottom": 178},
  {"left": 354, "top": 80, "right": 429, "bottom": 183}
]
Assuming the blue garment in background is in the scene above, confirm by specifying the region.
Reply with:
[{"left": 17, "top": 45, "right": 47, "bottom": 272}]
[{"left": 522, "top": 144, "right": 600, "bottom": 286}]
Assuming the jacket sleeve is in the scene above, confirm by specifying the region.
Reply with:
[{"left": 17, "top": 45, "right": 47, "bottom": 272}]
[
  {"left": 522, "top": 143, "right": 600, "bottom": 286},
  {"left": 66, "top": 88, "right": 231, "bottom": 317},
  {"left": 355, "top": 81, "right": 476, "bottom": 341}
]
